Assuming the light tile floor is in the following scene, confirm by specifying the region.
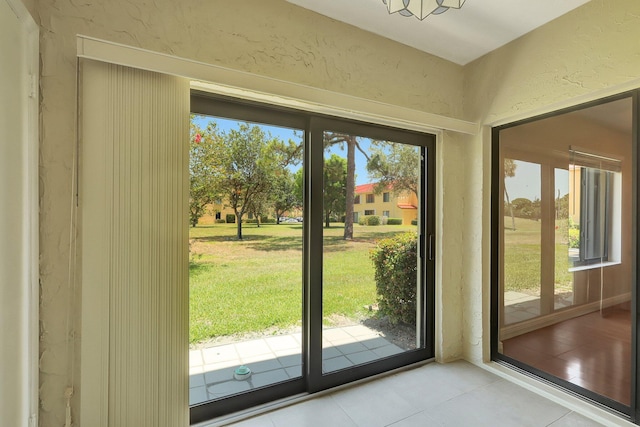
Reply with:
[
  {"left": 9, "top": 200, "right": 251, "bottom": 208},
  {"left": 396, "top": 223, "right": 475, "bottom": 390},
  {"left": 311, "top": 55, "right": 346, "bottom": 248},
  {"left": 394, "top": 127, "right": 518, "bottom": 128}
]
[
  {"left": 190, "top": 324, "right": 405, "bottom": 406},
  {"left": 217, "top": 361, "right": 606, "bottom": 427}
]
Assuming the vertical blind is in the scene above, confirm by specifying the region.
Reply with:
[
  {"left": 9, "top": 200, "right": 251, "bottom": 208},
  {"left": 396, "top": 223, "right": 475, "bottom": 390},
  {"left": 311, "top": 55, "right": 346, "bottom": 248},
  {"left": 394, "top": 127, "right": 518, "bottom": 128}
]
[{"left": 80, "top": 59, "right": 189, "bottom": 427}]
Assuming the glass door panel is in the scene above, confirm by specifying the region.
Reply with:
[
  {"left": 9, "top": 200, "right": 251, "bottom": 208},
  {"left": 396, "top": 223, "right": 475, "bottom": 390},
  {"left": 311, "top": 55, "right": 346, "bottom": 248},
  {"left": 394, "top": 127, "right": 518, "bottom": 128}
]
[
  {"left": 501, "top": 159, "right": 542, "bottom": 325},
  {"left": 188, "top": 114, "right": 304, "bottom": 405},
  {"left": 495, "top": 96, "right": 634, "bottom": 411},
  {"left": 321, "top": 131, "right": 422, "bottom": 373}
]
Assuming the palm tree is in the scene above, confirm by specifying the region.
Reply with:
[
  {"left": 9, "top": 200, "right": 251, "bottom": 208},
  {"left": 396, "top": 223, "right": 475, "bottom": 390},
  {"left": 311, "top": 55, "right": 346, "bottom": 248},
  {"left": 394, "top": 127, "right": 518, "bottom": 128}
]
[{"left": 504, "top": 158, "right": 517, "bottom": 231}]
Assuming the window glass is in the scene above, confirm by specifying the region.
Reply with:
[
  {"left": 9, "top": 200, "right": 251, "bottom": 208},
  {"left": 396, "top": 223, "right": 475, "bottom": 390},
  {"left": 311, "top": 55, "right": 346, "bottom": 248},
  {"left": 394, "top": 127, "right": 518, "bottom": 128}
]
[
  {"left": 495, "top": 96, "right": 633, "bottom": 409},
  {"left": 322, "top": 130, "right": 423, "bottom": 373}
]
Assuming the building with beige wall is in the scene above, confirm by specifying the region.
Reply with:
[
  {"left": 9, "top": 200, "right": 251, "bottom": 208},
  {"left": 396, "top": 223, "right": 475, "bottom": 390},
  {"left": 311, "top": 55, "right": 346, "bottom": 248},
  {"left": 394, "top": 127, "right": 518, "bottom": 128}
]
[
  {"left": 354, "top": 183, "right": 418, "bottom": 225},
  {"left": 4, "top": 0, "right": 640, "bottom": 426}
]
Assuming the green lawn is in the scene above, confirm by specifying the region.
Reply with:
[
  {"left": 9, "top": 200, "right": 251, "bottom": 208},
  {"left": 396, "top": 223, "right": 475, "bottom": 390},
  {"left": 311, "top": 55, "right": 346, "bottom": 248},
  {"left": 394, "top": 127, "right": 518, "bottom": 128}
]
[
  {"left": 189, "top": 222, "right": 414, "bottom": 344},
  {"left": 503, "top": 216, "right": 572, "bottom": 293}
]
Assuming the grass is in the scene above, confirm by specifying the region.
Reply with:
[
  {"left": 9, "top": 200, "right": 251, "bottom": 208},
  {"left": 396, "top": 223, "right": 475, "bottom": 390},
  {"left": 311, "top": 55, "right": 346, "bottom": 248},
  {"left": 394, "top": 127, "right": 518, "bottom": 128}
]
[
  {"left": 503, "top": 216, "right": 573, "bottom": 293},
  {"left": 189, "top": 222, "right": 415, "bottom": 344}
]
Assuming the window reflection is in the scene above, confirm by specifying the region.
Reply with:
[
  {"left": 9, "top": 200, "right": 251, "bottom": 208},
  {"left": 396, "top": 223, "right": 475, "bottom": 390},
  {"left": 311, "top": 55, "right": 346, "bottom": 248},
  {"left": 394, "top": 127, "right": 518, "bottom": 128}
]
[{"left": 496, "top": 97, "right": 633, "bottom": 407}]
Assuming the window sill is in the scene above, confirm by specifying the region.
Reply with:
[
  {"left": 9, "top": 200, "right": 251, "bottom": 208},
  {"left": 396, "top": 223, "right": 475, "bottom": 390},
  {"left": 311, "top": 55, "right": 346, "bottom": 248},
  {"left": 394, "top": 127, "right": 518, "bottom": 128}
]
[{"left": 568, "top": 261, "right": 621, "bottom": 273}]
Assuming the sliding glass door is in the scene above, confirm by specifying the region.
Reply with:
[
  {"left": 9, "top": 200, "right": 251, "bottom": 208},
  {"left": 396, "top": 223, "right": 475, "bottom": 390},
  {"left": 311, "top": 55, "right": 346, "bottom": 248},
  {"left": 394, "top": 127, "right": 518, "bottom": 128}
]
[
  {"left": 319, "top": 129, "right": 424, "bottom": 373},
  {"left": 492, "top": 94, "right": 636, "bottom": 416},
  {"left": 190, "top": 95, "right": 435, "bottom": 422}
]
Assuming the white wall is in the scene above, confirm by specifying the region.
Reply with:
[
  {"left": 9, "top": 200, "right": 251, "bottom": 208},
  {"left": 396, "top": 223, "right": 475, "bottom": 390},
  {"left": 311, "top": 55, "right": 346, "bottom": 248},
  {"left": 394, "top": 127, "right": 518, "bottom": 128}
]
[{"left": 0, "top": 0, "right": 38, "bottom": 425}]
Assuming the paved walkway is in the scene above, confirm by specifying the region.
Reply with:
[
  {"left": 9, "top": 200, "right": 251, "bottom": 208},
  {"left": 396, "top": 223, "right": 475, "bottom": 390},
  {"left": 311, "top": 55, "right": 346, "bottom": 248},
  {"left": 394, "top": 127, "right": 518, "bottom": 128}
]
[{"left": 189, "top": 324, "right": 405, "bottom": 406}]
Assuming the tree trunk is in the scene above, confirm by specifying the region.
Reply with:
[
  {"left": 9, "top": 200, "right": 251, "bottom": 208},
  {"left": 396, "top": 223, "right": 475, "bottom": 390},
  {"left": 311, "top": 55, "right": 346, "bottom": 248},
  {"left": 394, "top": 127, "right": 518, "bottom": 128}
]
[
  {"left": 325, "top": 210, "right": 331, "bottom": 228},
  {"left": 504, "top": 187, "right": 515, "bottom": 231},
  {"left": 344, "top": 137, "right": 356, "bottom": 240},
  {"left": 235, "top": 210, "right": 243, "bottom": 240}
]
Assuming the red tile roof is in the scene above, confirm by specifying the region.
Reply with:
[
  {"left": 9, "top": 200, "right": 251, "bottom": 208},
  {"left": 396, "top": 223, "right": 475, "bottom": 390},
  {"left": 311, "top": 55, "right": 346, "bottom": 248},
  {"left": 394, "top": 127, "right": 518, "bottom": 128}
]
[
  {"left": 355, "top": 183, "right": 392, "bottom": 194},
  {"left": 397, "top": 204, "right": 417, "bottom": 209}
]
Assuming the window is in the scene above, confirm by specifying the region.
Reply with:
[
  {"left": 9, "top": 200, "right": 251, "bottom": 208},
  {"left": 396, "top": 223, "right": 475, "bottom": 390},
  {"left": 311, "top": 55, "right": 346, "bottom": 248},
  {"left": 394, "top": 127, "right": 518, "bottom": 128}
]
[
  {"left": 492, "top": 94, "right": 634, "bottom": 412},
  {"left": 383, "top": 210, "right": 390, "bottom": 217},
  {"left": 189, "top": 92, "right": 436, "bottom": 423},
  {"left": 383, "top": 192, "right": 390, "bottom": 202},
  {"left": 366, "top": 194, "right": 374, "bottom": 203}
]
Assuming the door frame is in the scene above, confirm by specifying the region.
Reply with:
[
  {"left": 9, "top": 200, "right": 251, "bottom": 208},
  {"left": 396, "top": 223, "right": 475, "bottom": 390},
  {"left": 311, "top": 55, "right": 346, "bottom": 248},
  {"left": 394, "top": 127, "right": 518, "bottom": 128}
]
[
  {"left": 189, "top": 92, "right": 436, "bottom": 423},
  {"left": 490, "top": 90, "right": 639, "bottom": 422}
]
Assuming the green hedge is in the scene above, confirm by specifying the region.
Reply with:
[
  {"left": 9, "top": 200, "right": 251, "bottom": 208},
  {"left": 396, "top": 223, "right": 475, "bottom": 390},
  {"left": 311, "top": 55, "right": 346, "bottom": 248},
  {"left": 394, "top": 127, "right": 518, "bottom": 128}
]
[
  {"left": 215, "top": 219, "right": 226, "bottom": 224},
  {"left": 370, "top": 232, "right": 417, "bottom": 325},
  {"left": 244, "top": 218, "right": 276, "bottom": 224},
  {"left": 410, "top": 219, "right": 418, "bottom": 226},
  {"left": 225, "top": 214, "right": 236, "bottom": 224},
  {"left": 358, "top": 215, "right": 381, "bottom": 226},
  {"left": 387, "top": 218, "right": 403, "bottom": 225}
]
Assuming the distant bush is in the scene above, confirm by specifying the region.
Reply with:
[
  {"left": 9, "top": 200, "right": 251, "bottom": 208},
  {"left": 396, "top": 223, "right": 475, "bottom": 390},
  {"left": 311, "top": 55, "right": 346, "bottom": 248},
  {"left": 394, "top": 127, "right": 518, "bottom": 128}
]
[
  {"left": 410, "top": 219, "right": 418, "bottom": 226},
  {"left": 244, "top": 219, "right": 258, "bottom": 224},
  {"left": 226, "top": 214, "right": 236, "bottom": 224},
  {"left": 387, "top": 218, "right": 403, "bottom": 225},
  {"left": 215, "top": 219, "right": 226, "bottom": 224},
  {"left": 358, "top": 215, "right": 381, "bottom": 226},
  {"left": 569, "top": 228, "right": 580, "bottom": 249},
  {"left": 370, "top": 232, "right": 417, "bottom": 325},
  {"left": 262, "top": 218, "right": 276, "bottom": 224}
]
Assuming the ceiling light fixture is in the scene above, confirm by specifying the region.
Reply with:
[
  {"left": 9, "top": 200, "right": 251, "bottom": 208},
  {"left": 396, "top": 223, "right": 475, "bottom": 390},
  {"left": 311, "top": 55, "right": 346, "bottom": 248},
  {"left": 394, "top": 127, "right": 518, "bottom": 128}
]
[{"left": 383, "top": 0, "right": 466, "bottom": 20}]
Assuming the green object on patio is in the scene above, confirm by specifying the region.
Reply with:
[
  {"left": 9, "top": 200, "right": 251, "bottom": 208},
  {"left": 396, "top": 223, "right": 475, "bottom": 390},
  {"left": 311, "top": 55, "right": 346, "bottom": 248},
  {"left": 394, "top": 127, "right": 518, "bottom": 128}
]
[{"left": 234, "top": 365, "right": 252, "bottom": 380}]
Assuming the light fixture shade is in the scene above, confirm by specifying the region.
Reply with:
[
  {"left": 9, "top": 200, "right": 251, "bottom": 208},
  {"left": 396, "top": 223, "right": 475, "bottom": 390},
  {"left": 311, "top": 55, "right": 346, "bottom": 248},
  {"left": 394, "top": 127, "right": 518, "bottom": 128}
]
[
  {"left": 406, "top": 0, "right": 441, "bottom": 20},
  {"left": 440, "top": 0, "right": 465, "bottom": 8},
  {"left": 386, "top": 0, "right": 408, "bottom": 13},
  {"left": 382, "top": 0, "right": 465, "bottom": 20}
]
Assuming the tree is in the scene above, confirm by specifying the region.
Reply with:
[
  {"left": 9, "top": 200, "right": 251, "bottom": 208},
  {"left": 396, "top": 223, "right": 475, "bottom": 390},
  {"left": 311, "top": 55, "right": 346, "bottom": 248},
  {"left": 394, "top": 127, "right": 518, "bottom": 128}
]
[
  {"left": 218, "top": 123, "right": 280, "bottom": 240},
  {"left": 504, "top": 158, "right": 517, "bottom": 230},
  {"left": 272, "top": 170, "right": 299, "bottom": 224},
  {"left": 366, "top": 143, "right": 420, "bottom": 198},
  {"left": 323, "top": 154, "right": 347, "bottom": 228},
  {"left": 246, "top": 190, "right": 270, "bottom": 227},
  {"left": 323, "top": 132, "right": 369, "bottom": 239},
  {"left": 189, "top": 118, "right": 222, "bottom": 227}
]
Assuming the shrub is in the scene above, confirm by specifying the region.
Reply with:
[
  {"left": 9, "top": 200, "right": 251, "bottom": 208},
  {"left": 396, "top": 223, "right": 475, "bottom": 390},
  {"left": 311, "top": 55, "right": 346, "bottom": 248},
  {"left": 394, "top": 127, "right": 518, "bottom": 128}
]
[
  {"left": 244, "top": 218, "right": 258, "bottom": 224},
  {"left": 410, "top": 219, "right": 418, "bottom": 226},
  {"left": 226, "top": 214, "right": 236, "bottom": 224},
  {"left": 215, "top": 219, "right": 226, "bottom": 224},
  {"left": 359, "top": 215, "right": 381, "bottom": 226},
  {"left": 262, "top": 218, "right": 276, "bottom": 224},
  {"left": 370, "top": 232, "right": 417, "bottom": 325},
  {"left": 387, "top": 218, "right": 403, "bottom": 225},
  {"left": 367, "top": 215, "right": 381, "bottom": 226},
  {"left": 568, "top": 228, "right": 580, "bottom": 249}
]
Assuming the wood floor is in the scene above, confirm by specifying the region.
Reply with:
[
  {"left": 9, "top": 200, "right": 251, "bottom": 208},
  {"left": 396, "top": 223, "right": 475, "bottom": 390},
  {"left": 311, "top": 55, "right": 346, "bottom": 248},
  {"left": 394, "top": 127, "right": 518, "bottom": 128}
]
[{"left": 502, "top": 306, "right": 631, "bottom": 405}]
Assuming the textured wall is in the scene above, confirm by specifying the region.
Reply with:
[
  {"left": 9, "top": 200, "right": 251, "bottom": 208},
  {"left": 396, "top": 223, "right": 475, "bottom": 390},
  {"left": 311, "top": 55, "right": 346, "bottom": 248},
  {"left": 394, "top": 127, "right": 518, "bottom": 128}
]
[
  {"left": 462, "top": 0, "right": 640, "bottom": 363},
  {"left": 35, "top": 1, "right": 464, "bottom": 425}
]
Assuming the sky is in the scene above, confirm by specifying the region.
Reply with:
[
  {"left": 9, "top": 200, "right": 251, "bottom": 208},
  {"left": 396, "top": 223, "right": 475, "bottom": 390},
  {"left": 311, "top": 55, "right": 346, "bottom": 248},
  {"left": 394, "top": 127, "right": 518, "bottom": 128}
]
[
  {"left": 193, "top": 114, "right": 377, "bottom": 185},
  {"left": 505, "top": 159, "right": 569, "bottom": 201}
]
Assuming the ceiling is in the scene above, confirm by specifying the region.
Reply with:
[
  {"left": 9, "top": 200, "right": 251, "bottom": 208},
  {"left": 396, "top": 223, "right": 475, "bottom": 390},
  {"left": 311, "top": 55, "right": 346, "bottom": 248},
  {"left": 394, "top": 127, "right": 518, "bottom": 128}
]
[{"left": 286, "top": 0, "right": 591, "bottom": 65}]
